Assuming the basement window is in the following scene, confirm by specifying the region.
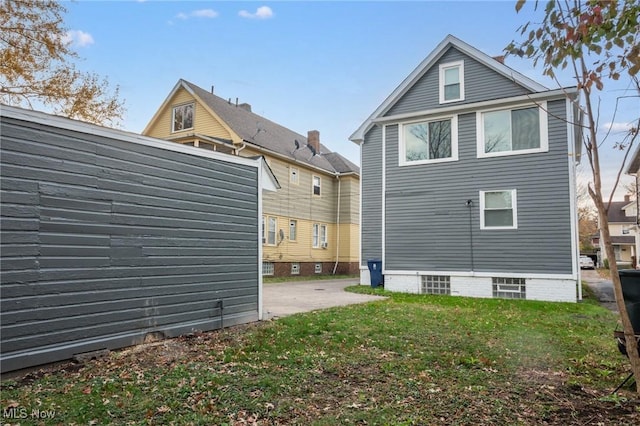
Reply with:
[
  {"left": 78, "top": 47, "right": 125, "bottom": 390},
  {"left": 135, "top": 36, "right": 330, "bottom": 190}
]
[
  {"left": 492, "top": 277, "right": 526, "bottom": 299},
  {"left": 291, "top": 263, "right": 300, "bottom": 275},
  {"left": 262, "top": 262, "right": 275, "bottom": 276},
  {"left": 421, "top": 275, "right": 451, "bottom": 295}
]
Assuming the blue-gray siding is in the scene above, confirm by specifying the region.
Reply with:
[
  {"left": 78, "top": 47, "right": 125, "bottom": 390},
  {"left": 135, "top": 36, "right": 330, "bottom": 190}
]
[
  {"left": 386, "top": 47, "right": 531, "bottom": 117},
  {"left": 360, "top": 126, "right": 383, "bottom": 266},
  {"left": 1, "top": 114, "right": 260, "bottom": 373},
  {"left": 384, "top": 100, "right": 572, "bottom": 273}
]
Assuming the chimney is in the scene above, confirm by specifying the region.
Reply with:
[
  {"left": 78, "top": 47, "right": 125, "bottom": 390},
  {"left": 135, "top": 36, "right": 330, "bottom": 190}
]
[
  {"left": 210, "top": 85, "right": 214, "bottom": 94},
  {"left": 239, "top": 103, "right": 252, "bottom": 112},
  {"left": 307, "top": 130, "right": 320, "bottom": 155},
  {"left": 493, "top": 55, "right": 505, "bottom": 64},
  {"left": 625, "top": 194, "right": 631, "bottom": 203}
]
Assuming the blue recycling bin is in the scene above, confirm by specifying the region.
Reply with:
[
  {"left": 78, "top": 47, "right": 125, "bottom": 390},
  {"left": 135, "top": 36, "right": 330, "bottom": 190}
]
[{"left": 367, "top": 259, "right": 383, "bottom": 288}]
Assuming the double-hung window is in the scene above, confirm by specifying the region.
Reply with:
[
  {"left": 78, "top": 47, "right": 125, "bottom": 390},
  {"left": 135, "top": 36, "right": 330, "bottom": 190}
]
[
  {"left": 289, "top": 219, "right": 297, "bottom": 241},
  {"left": 439, "top": 61, "right": 464, "bottom": 103},
  {"left": 312, "top": 224, "right": 319, "bottom": 247},
  {"left": 172, "top": 103, "right": 194, "bottom": 132},
  {"left": 478, "top": 103, "right": 548, "bottom": 157},
  {"left": 267, "top": 217, "right": 277, "bottom": 245},
  {"left": 320, "top": 224, "right": 327, "bottom": 246},
  {"left": 312, "top": 176, "right": 321, "bottom": 196},
  {"left": 480, "top": 190, "right": 517, "bottom": 229},
  {"left": 312, "top": 223, "right": 327, "bottom": 248},
  {"left": 401, "top": 116, "right": 458, "bottom": 165}
]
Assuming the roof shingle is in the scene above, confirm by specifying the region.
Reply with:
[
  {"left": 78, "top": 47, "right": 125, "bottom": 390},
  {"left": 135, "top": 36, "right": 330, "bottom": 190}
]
[
  {"left": 608, "top": 201, "right": 635, "bottom": 223},
  {"left": 183, "top": 80, "right": 359, "bottom": 175}
]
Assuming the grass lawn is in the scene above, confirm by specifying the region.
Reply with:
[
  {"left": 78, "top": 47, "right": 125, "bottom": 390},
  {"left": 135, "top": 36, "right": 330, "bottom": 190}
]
[{"left": 1, "top": 285, "right": 639, "bottom": 425}]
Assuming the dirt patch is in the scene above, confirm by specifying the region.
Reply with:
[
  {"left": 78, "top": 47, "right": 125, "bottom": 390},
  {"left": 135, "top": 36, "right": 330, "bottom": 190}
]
[{"left": 3, "top": 322, "right": 640, "bottom": 425}]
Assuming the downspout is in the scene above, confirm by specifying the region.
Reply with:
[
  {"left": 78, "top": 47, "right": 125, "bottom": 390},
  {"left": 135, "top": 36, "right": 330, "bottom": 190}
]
[
  {"left": 466, "top": 200, "right": 475, "bottom": 272},
  {"left": 332, "top": 174, "right": 341, "bottom": 275},
  {"left": 236, "top": 142, "right": 246, "bottom": 156}
]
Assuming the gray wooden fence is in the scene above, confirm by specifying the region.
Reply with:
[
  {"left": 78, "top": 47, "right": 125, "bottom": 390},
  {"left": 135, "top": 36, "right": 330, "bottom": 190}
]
[{"left": 1, "top": 105, "right": 275, "bottom": 373}]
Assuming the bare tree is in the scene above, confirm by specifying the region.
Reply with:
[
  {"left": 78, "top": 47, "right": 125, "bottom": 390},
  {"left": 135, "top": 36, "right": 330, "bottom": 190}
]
[
  {"left": 0, "top": 0, "right": 124, "bottom": 126},
  {"left": 507, "top": 0, "right": 640, "bottom": 391}
]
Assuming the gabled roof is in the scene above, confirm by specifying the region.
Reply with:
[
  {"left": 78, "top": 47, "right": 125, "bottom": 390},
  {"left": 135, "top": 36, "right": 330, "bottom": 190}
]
[
  {"left": 610, "top": 235, "right": 636, "bottom": 245},
  {"left": 626, "top": 143, "right": 640, "bottom": 175},
  {"left": 147, "top": 79, "right": 358, "bottom": 176},
  {"left": 349, "top": 34, "right": 552, "bottom": 143},
  {"left": 608, "top": 201, "right": 636, "bottom": 223}
]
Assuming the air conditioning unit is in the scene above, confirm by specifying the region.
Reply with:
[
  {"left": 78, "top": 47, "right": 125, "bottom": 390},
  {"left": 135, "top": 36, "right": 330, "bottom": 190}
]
[{"left": 321, "top": 242, "right": 328, "bottom": 249}]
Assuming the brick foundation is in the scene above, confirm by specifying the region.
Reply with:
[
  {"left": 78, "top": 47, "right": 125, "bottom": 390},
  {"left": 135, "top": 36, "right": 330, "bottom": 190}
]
[{"left": 268, "top": 261, "right": 359, "bottom": 277}]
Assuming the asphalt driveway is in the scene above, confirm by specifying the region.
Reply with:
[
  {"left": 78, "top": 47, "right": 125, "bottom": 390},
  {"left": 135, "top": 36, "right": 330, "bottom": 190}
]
[
  {"left": 262, "top": 278, "right": 386, "bottom": 320},
  {"left": 582, "top": 269, "right": 617, "bottom": 312}
]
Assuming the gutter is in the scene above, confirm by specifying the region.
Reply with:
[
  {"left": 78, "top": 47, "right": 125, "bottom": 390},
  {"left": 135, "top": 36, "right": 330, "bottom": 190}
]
[{"left": 240, "top": 139, "right": 359, "bottom": 177}]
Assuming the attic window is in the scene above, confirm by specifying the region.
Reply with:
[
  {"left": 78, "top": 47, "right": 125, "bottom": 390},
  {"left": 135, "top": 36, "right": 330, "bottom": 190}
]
[
  {"left": 439, "top": 61, "right": 464, "bottom": 104},
  {"left": 172, "top": 103, "right": 194, "bottom": 132}
]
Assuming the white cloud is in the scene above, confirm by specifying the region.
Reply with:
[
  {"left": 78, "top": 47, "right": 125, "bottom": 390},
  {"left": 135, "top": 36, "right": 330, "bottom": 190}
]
[
  {"left": 603, "top": 122, "right": 632, "bottom": 133},
  {"left": 192, "top": 9, "right": 218, "bottom": 18},
  {"left": 62, "top": 30, "right": 95, "bottom": 47},
  {"left": 176, "top": 9, "right": 218, "bottom": 20},
  {"left": 239, "top": 6, "right": 274, "bottom": 20}
]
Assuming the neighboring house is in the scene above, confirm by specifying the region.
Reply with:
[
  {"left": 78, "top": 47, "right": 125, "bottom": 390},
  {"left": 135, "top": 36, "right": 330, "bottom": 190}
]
[
  {"left": 598, "top": 197, "right": 636, "bottom": 268},
  {"left": 350, "top": 35, "right": 582, "bottom": 303},
  {"left": 143, "top": 80, "right": 360, "bottom": 277},
  {"left": 626, "top": 147, "right": 640, "bottom": 268}
]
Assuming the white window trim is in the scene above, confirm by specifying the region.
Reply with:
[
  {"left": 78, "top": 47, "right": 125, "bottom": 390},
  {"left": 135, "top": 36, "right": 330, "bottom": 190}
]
[
  {"left": 171, "top": 103, "right": 194, "bottom": 133},
  {"left": 312, "top": 223, "right": 319, "bottom": 248},
  {"left": 267, "top": 216, "right": 277, "bottom": 245},
  {"left": 399, "top": 115, "right": 458, "bottom": 166},
  {"left": 312, "top": 223, "right": 327, "bottom": 248},
  {"left": 312, "top": 175, "right": 321, "bottom": 196},
  {"left": 289, "top": 219, "right": 297, "bottom": 242},
  {"left": 262, "top": 262, "right": 274, "bottom": 276},
  {"left": 439, "top": 61, "right": 465, "bottom": 104},
  {"left": 476, "top": 101, "right": 549, "bottom": 159},
  {"left": 480, "top": 189, "right": 518, "bottom": 230},
  {"left": 320, "top": 224, "right": 327, "bottom": 245},
  {"left": 291, "top": 263, "right": 300, "bottom": 275}
]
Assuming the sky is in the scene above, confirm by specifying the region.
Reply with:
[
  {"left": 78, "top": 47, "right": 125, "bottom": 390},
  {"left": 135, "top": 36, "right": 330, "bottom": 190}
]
[{"left": 59, "top": 0, "right": 639, "bottom": 201}]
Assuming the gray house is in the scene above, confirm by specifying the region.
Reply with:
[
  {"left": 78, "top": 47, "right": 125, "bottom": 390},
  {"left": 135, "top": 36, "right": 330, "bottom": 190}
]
[
  {"left": 350, "top": 35, "right": 581, "bottom": 302},
  {"left": 1, "top": 105, "right": 278, "bottom": 373}
]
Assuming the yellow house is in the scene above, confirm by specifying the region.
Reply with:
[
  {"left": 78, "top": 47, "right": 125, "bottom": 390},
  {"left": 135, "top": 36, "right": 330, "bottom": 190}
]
[{"left": 143, "top": 79, "right": 360, "bottom": 277}]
